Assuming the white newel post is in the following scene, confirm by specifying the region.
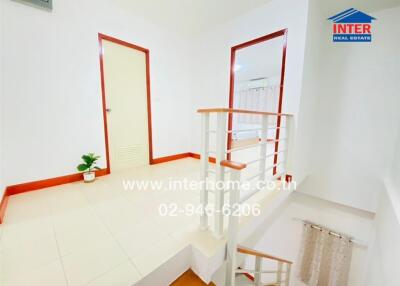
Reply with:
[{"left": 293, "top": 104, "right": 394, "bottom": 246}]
[
  {"left": 277, "top": 261, "right": 283, "bottom": 284},
  {"left": 259, "top": 114, "right": 269, "bottom": 181},
  {"left": 254, "top": 256, "right": 262, "bottom": 286},
  {"left": 214, "top": 112, "right": 227, "bottom": 239},
  {"left": 284, "top": 115, "right": 294, "bottom": 181},
  {"left": 285, "top": 264, "right": 291, "bottom": 286},
  {"left": 200, "top": 113, "right": 210, "bottom": 230},
  {"left": 225, "top": 168, "right": 241, "bottom": 286}
]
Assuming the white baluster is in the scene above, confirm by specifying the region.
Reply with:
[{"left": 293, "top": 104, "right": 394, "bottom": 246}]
[
  {"left": 214, "top": 112, "right": 227, "bottom": 239},
  {"left": 225, "top": 168, "right": 241, "bottom": 286},
  {"left": 254, "top": 256, "right": 262, "bottom": 286},
  {"left": 285, "top": 264, "right": 291, "bottom": 286},
  {"left": 277, "top": 261, "right": 283, "bottom": 285},
  {"left": 200, "top": 113, "right": 210, "bottom": 230},
  {"left": 283, "top": 116, "right": 294, "bottom": 184},
  {"left": 259, "top": 114, "right": 269, "bottom": 181}
]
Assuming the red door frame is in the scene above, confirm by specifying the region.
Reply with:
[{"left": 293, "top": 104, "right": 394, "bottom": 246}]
[
  {"left": 227, "top": 29, "right": 288, "bottom": 174},
  {"left": 98, "top": 33, "right": 154, "bottom": 173}
]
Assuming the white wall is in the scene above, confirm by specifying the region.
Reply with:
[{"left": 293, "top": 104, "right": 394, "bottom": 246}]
[
  {"left": 291, "top": 0, "right": 323, "bottom": 185},
  {"left": 365, "top": 186, "right": 400, "bottom": 286},
  {"left": 1, "top": 0, "right": 192, "bottom": 186},
  {"left": 0, "top": 0, "right": 4, "bottom": 197},
  {"left": 188, "top": 0, "right": 309, "bottom": 159},
  {"left": 390, "top": 125, "right": 400, "bottom": 193},
  {"left": 243, "top": 192, "right": 375, "bottom": 286},
  {"left": 297, "top": 4, "right": 400, "bottom": 212},
  {"left": 365, "top": 120, "right": 400, "bottom": 285}
]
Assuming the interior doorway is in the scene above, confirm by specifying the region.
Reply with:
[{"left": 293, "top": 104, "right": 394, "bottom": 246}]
[
  {"left": 98, "top": 34, "right": 153, "bottom": 172},
  {"left": 227, "top": 29, "right": 288, "bottom": 173}
]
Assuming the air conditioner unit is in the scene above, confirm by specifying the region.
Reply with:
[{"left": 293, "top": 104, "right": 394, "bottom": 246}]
[{"left": 13, "top": 0, "right": 52, "bottom": 10}]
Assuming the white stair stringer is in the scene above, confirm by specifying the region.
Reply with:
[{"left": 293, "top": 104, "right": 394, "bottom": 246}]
[{"left": 135, "top": 187, "right": 293, "bottom": 286}]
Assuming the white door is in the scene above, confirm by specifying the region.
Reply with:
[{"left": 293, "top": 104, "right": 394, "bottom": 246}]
[{"left": 102, "top": 39, "right": 150, "bottom": 171}]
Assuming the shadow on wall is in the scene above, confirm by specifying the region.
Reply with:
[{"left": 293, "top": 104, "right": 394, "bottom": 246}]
[{"left": 241, "top": 191, "right": 374, "bottom": 286}]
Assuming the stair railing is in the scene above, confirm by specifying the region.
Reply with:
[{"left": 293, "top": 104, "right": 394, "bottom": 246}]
[
  {"left": 197, "top": 108, "right": 294, "bottom": 238},
  {"left": 198, "top": 108, "right": 294, "bottom": 286},
  {"left": 236, "top": 245, "right": 293, "bottom": 286}
]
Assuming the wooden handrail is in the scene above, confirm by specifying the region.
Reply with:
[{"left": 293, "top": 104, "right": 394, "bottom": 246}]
[
  {"left": 237, "top": 245, "right": 293, "bottom": 265},
  {"left": 197, "top": 108, "right": 293, "bottom": 117},
  {"left": 220, "top": 160, "right": 247, "bottom": 170}
]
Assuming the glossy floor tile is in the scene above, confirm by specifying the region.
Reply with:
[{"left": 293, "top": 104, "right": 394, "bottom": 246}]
[{"left": 0, "top": 158, "right": 206, "bottom": 286}]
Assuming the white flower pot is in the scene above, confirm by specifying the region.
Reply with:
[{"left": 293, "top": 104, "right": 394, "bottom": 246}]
[{"left": 83, "top": 171, "right": 95, "bottom": 183}]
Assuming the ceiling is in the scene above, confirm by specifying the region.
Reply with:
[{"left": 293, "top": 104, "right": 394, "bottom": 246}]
[
  {"left": 113, "top": 0, "right": 400, "bottom": 36},
  {"left": 318, "top": 0, "right": 400, "bottom": 16},
  {"left": 113, "top": 0, "right": 273, "bottom": 36},
  {"left": 235, "top": 36, "right": 284, "bottom": 82}
]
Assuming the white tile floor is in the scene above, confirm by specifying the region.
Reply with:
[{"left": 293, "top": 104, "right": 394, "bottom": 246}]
[{"left": 0, "top": 159, "right": 219, "bottom": 286}]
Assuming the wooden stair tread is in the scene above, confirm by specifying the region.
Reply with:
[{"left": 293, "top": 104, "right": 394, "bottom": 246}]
[{"left": 170, "top": 269, "right": 215, "bottom": 286}]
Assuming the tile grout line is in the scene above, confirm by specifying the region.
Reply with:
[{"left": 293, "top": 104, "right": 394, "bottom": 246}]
[
  {"left": 50, "top": 188, "right": 134, "bottom": 286},
  {"left": 0, "top": 221, "right": 3, "bottom": 286},
  {"left": 50, "top": 209, "right": 70, "bottom": 286},
  {"left": 83, "top": 260, "right": 131, "bottom": 286},
  {"left": 79, "top": 189, "right": 146, "bottom": 280},
  {"left": 0, "top": 163, "right": 203, "bottom": 285}
]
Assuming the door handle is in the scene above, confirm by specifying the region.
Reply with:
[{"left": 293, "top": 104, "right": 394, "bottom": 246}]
[{"left": 106, "top": 108, "right": 112, "bottom": 113}]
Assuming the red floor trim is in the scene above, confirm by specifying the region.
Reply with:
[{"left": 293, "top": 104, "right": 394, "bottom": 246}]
[
  {"left": 244, "top": 272, "right": 255, "bottom": 281},
  {"left": 0, "top": 152, "right": 215, "bottom": 224},
  {"left": 0, "top": 191, "right": 9, "bottom": 224},
  {"left": 0, "top": 169, "right": 108, "bottom": 224},
  {"left": 151, "top": 152, "right": 216, "bottom": 164},
  {"left": 237, "top": 267, "right": 255, "bottom": 281},
  {"left": 151, "top": 153, "right": 191, "bottom": 164},
  {"left": 5, "top": 169, "right": 108, "bottom": 196},
  {"left": 188, "top": 153, "right": 216, "bottom": 163}
]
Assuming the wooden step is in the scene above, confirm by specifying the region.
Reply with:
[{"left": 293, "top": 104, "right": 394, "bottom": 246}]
[
  {"left": 170, "top": 269, "right": 216, "bottom": 286},
  {"left": 235, "top": 274, "right": 254, "bottom": 286}
]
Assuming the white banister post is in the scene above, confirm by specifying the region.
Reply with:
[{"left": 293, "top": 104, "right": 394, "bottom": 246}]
[
  {"left": 254, "top": 256, "right": 262, "bottom": 286},
  {"left": 285, "top": 264, "right": 291, "bottom": 286},
  {"left": 200, "top": 113, "right": 210, "bottom": 230},
  {"left": 277, "top": 261, "right": 283, "bottom": 284},
  {"left": 225, "top": 168, "right": 241, "bottom": 286},
  {"left": 259, "top": 115, "right": 269, "bottom": 181},
  {"left": 215, "top": 112, "right": 227, "bottom": 239},
  {"left": 283, "top": 116, "right": 295, "bottom": 182}
]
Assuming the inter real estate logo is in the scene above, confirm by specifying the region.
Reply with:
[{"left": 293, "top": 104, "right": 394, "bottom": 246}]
[{"left": 328, "top": 8, "right": 376, "bottom": 42}]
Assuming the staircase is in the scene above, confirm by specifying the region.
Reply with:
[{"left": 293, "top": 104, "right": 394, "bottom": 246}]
[
  {"left": 197, "top": 108, "right": 295, "bottom": 286},
  {"left": 171, "top": 270, "right": 216, "bottom": 286},
  {"left": 234, "top": 245, "right": 292, "bottom": 286}
]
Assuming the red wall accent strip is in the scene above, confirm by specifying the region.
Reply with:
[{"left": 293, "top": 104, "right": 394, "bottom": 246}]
[{"left": 98, "top": 33, "right": 154, "bottom": 171}]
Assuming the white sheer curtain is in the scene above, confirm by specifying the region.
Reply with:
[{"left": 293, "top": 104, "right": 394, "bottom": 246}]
[
  {"left": 235, "top": 84, "right": 279, "bottom": 125},
  {"left": 232, "top": 82, "right": 280, "bottom": 140},
  {"left": 298, "top": 223, "right": 353, "bottom": 286}
]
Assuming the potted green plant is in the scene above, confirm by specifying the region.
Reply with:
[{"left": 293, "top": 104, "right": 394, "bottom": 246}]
[{"left": 77, "top": 153, "right": 101, "bottom": 183}]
